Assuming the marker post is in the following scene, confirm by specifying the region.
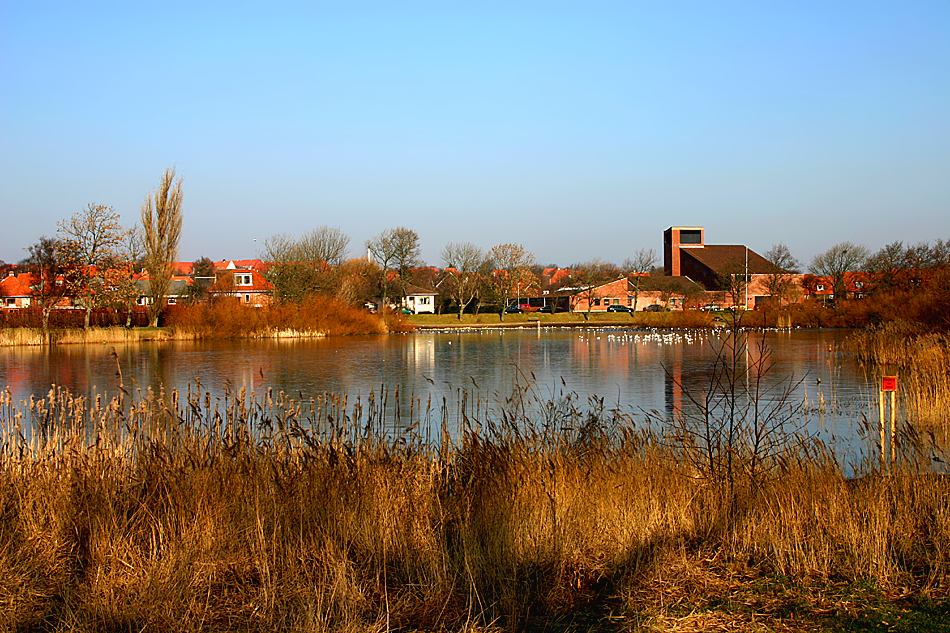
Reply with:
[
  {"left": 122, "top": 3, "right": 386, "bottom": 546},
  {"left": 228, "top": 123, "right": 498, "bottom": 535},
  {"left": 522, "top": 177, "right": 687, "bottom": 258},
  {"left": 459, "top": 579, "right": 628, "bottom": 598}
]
[{"left": 880, "top": 375, "right": 898, "bottom": 471}]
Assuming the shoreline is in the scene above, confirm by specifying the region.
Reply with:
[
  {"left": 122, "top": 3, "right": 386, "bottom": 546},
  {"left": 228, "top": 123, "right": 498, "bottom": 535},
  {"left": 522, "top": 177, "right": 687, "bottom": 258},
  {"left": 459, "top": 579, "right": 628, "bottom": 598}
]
[
  {"left": 0, "top": 321, "right": 848, "bottom": 345},
  {"left": 0, "top": 326, "right": 329, "bottom": 347}
]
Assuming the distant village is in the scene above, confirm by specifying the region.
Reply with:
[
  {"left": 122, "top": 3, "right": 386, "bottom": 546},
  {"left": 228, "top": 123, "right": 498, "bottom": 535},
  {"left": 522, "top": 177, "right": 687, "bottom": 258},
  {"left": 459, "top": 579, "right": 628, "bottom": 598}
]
[{"left": 1, "top": 222, "right": 948, "bottom": 323}]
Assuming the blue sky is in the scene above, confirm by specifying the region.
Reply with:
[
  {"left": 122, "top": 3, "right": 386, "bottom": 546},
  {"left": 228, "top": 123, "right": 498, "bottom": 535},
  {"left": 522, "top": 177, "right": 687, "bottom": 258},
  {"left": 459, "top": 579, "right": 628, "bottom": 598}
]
[{"left": 2, "top": 1, "right": 948, "bottom": 266}]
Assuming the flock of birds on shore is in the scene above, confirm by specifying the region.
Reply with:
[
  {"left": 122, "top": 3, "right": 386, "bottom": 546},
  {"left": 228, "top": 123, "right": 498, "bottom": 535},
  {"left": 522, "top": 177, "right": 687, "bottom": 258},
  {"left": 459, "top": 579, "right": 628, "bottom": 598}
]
[
  {"left": 429, "top": 327, "right": 720, "bottom": 347},
  {"left": 576, "top": 328, "right": 716, "bottom": 346}
]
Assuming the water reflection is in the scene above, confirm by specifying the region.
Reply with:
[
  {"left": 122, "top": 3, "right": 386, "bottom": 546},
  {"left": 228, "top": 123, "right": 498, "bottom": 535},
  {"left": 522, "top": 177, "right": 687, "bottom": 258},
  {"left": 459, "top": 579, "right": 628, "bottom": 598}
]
[{"left": 1, "top": 329, "right": 879, "bottom": 457}]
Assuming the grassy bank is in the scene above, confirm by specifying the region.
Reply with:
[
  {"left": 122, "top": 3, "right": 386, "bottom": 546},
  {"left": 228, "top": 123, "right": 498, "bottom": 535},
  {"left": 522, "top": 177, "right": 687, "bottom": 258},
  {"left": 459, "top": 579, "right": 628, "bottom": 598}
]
[
  {"left": 409, "top": 310, "right": 714, "bottom": 328},
  {"left": 1, "top": 376, "right": 947, "bottom": 631}
]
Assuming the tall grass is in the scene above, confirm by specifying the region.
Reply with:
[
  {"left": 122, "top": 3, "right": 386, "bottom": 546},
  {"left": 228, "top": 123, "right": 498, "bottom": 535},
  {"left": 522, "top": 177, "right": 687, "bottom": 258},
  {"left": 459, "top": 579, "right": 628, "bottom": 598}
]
[
  {"left": 0, "top": 377, "right": 947, "bottom": 631},
  {"left": 849, "top": 321, "right": 950, "bottom": 432},
  {"left": 166, "top": 296, "right": 403, "bottom": 338},
  {"left": 0, "top": 326, "right": 177, "bottom": 347}
]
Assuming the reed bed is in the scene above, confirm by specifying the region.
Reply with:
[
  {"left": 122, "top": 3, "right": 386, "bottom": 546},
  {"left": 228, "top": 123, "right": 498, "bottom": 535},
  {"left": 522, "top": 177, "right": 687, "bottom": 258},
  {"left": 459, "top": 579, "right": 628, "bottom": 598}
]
[
  {"left": 0, "top": 378, "right": 947, "bottom": 632},
  {"left": 850, "top": 322, "right": 950, "bottom": 433},
  {"left": 0, "top": 326, "right": 178, "bottom": 347},
  {"left": 166, "top": 296, "right": 401, "bottom": 339}
]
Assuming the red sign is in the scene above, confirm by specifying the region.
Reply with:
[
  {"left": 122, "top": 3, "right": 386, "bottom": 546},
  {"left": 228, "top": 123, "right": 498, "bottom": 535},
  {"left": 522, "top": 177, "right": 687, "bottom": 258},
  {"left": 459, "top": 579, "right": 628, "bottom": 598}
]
[{"left": 881, "top": 376, "right": 898, "bottom": 392}]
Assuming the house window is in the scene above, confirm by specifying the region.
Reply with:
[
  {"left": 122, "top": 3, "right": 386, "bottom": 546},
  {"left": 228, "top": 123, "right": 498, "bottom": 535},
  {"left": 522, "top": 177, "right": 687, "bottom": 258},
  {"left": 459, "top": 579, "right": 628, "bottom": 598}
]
[
  {"left": 855, "top": 281, "right": 864, "bottom": 289},
  {"left": 420, "top": 297, "right": 429, "bottom": 305},
  {"left": 167, "top": 298, "right": 177, "bottom": 305},
  {"left": 613, "top": 298, "right": 620, "bottom": 305},
  {"left": 816, "top": 284, "right": 825, "bottom": 292},
  {"left": 235, "top": 274, "right": 252, "bottom": 286},
  {"left": 593, "top": 298, "right": 600, "bottom": 306},
  {"left": 244, "top": 294, "right": 251, "bottom": 303},
  {"left": 5, "top": 298, "right": 14, "bottom": 306}
]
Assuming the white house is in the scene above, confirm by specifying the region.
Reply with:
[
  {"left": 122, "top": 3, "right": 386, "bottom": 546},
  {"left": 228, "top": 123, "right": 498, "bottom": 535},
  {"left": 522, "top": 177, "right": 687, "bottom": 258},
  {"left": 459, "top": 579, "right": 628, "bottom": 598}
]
[{"left": 401, "top": 284, "right": 437, "bottom": 314}]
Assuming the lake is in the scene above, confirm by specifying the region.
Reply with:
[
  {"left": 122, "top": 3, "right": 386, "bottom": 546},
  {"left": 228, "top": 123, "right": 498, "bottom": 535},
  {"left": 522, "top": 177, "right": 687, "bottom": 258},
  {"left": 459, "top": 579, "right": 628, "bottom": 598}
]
[{"left": 0, "top": 328, "right": 881, "bottom": 463}]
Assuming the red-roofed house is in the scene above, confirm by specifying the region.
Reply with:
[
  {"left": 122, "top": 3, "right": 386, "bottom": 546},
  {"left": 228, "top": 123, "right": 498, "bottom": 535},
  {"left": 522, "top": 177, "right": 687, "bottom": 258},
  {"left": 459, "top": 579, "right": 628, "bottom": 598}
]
[
  {"left": 801, "top": 272, "right": 871, "bottom": 302},
  {"left": 0, "top": 272, "right": 33, "bottom": 308},
  {"left": 210, "top": 265, "right": 273, "bottom": 306}
]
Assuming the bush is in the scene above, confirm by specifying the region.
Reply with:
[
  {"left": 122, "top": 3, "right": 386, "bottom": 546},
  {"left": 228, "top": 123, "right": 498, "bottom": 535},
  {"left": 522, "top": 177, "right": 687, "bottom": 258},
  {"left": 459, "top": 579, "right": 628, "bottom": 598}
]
[{"left": 166, "top": 295, "right": 392, "bottom": 338}]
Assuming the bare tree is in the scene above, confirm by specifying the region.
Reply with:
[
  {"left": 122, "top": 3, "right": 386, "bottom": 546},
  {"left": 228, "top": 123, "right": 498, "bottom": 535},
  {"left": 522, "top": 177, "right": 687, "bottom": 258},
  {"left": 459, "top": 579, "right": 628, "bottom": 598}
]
[
  {"left": 367, "top": 227, "right": 421, "bottom": 308},
  {"left": 568, "top": 260, "right": 622, "bottom": 320},
  {"left": 763, "top": 243, "right": 801, "bottom": 305},
  {"left": 810, "top": 242, "right": 868, "bottom": 303},
  {"left": 864, "top": 241, "right": 908, "bottom": 292},
  {"left": 623, "top": 248, "right": 656, "bottom": 312},
  {"left": 296, "top": 226, "right": 350, "bottom": 266},
  {"left": 22, "top": 237, "right": 83, "bottom": 334},
  {"left": 141, "top": 168, "right": 184, "bottom": 327},
  {"left": 117, "top": 226, "right": 145, "bottom": 326},
  {"left": 488, "top": 242, "right": 535, "bottom": 319},
  {"left": 57, "top": 203, "right": 125, "bottom": 328},
  {"left": 390, "top": 227, "right": 422, "bottom": 297},
  {"left": 264, "top": 229, "right": 344, "bottom": 302},
  {"left": 336, "top": 258, "right": 382, "bottom": 306},
  {"left": 441, "top": 242, "right": 487, "bottom": 320}
]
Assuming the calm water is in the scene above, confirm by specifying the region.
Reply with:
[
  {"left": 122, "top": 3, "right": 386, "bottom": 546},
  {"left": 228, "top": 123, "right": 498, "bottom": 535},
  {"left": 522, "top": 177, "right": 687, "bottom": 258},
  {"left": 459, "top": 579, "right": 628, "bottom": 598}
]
[{"left": 0, "top": 328, "right": 880, "bottom": 460}]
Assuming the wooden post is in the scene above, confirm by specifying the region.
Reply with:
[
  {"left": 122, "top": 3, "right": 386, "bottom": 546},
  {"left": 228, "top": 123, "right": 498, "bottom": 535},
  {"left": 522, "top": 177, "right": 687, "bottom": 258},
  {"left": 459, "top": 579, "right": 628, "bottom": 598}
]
[
  {"left": 880, "top": 375, "right": 898, "bottom": 470},
  {"left": 890, "top": 390, "right": 897, "bottom": 465},
  {"left": 879, "top": 390, "right": 886, "bottom": 472}
]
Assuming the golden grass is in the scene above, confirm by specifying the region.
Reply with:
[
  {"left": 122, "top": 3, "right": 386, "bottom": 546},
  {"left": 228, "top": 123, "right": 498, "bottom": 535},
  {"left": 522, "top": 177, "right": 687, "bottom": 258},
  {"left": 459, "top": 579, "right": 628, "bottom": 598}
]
[
  {"left": 166, "top": 295, "right": 392, "bottom": 338},
  {"left": 0, "top": 326, "right": 176, "bottom": 347},
  {"left": 0, "top": 379, "right": 947, "bottom": 631},
  {"left": 850, "top": 322, "right": 950, "bottom": 431}
]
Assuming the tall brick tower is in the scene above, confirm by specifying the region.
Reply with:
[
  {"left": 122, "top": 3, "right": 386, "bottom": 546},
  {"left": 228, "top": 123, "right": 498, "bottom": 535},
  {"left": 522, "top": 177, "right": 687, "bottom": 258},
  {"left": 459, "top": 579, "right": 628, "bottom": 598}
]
[{"left": 663, "top": 226, "right": 704, "bottom": 276}]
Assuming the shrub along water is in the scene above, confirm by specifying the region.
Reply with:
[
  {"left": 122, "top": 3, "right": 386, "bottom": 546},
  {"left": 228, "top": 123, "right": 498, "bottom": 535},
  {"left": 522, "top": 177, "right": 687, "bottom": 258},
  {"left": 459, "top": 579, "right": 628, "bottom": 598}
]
[
  {"left": 1, "top": 363, "right": 947, "bottom": 630},
  {"left": 165, "top": 295, "right": 405, "bottom": 338}
]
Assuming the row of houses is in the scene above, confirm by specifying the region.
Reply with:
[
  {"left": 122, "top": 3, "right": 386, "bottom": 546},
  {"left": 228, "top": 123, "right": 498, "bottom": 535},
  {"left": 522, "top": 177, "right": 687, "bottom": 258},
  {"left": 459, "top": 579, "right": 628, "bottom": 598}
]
[
  {"left": 0, "top": 226, "right": 899, "bottom": 315},
  {"left": 0, "top": 259, "right": 274, "bottom": 310}
]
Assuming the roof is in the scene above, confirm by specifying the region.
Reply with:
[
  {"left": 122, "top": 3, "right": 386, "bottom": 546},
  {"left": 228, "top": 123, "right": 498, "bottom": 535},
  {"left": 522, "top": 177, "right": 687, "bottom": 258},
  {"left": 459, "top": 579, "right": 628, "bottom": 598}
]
[
  {"left": 214, "top": 269, "right": 273, "bottom": 293},
  {"left": 135, "top": 277, "right": 194, "bottom": 296},
  {"left": 802, "top": 272, "right": 872, "bottom": 295},
  {"left": 403, "top": 283, "right": 437, "bottom": 296},
  {"left": 635, "top": 275, "right": 706, "bottom": 293},
  {"left": 682, "top": 245, "right": 782, "bottom": 276},
  {"left": 171, "top": 259, "right": 268, "bottom": 275},
  {"left": 542, "top": 267, "right": 574, "bottom": 287},
  {"left": 220, "top": 259, "right": 266, "bottom": 271},
  {"left": 0, "top": 273, "right": 34, "bottom": 297}
]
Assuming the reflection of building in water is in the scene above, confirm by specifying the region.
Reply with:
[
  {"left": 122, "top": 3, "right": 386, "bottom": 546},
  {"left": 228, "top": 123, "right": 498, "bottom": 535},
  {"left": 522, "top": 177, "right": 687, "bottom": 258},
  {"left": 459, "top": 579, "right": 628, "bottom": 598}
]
[
  {"left": 407, "top": 337, "right": 436, "bottom": 373},
  {"left": 569, "top": 332, "right": 667, "bottom": 378},
  {"left": 664, "top": 343, "right": 683, "bottom": 417}
]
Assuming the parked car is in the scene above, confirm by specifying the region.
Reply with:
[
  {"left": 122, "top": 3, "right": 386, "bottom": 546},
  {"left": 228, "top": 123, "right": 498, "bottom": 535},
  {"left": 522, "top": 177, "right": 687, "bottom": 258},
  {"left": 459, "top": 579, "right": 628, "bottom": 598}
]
[
  {"left": 505, "top": 304, "right": 523, "bottom": 314},
  {"left": 538, "top": 304, "right": 558, "bottom": 313},
  {"left": 644, "top": 304, "right": 664, "bottom": 312},
  {"left": 700, "top": 304, "right": 721, "bottom": 312},
  {"left": 606, "top": 304, "right": 633, "bottom": 313}
]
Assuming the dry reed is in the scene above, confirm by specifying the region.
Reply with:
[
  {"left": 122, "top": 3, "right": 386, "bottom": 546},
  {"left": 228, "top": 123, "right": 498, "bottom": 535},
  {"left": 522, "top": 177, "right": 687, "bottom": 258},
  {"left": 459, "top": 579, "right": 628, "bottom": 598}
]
[
  {"left": 0, "top": 376, "right": 947, "bottom": 631},
  {"left": 850, "top": 322, "right": 950, "bottom": 432},
  {"left": 166, "top": 296, "right": 397, "bottom": 339}
]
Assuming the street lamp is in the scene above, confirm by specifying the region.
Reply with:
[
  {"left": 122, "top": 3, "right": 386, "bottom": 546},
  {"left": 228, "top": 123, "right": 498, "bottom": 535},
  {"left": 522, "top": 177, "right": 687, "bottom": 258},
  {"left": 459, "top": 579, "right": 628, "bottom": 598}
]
[{"left": 744, "top": 245, "right": 749, "bottom": 309}]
